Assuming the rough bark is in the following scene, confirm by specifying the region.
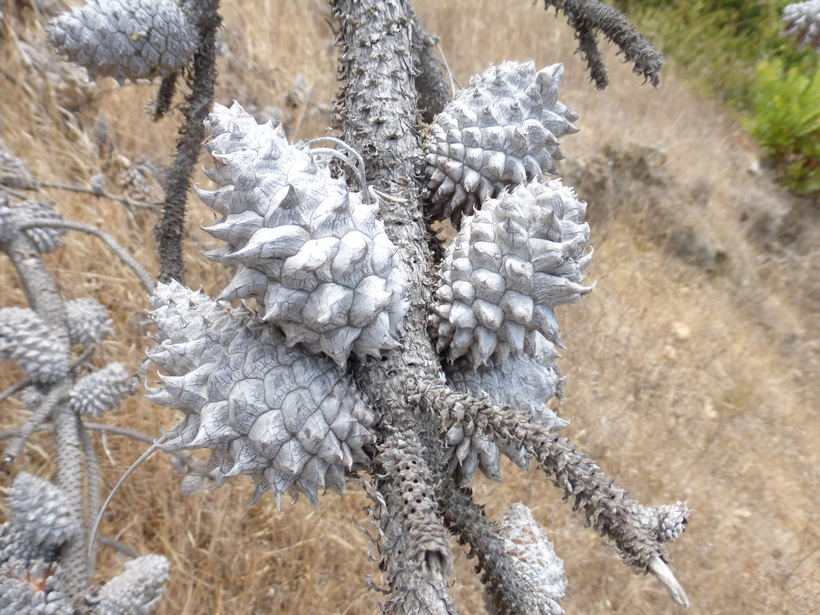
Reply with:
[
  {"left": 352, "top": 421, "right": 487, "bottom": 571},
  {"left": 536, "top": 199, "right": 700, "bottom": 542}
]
[{"left": 331, "top": 1, "right": 455, "bottom": 611}]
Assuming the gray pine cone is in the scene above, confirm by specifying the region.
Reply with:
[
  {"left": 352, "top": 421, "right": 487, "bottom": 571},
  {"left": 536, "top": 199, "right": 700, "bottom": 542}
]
[
  {"left": 483, "top": 503, "right": 566, "bottom": 615},
  {"left": 91, "top": 554, "right": 169, "bottom": 615},
  {"left": 443, "top": 334, "right": 567, "bottom": 483},
  {"left": 199, "top": 102, "right": 407, "bottom": 366},
  {"left": 69, "top": 362, "right": 133, "bottom": 416},
  {"left": 147, "top": 281, "right": 376, "bottom": 506},
  {"left": 0, "top": 560, "right": 73, "bottom": 615},
  {"left": 425, "top": 61, "right": 579, "bottom": 226},
  {"left": 783, "top": 0, "right": 820, "bottom": 51},
  {"left": 66, "top": 298, "right": 112, "bottom": 346},
  {"left": 431, "top": 180, "right": 592, "bottom": 368},
  {"left": 0, "top": 474, "right": 77, "bottom": 566},
  {"left": 0, "top": 308, "right": 71, "bottom": 384},
  {"left": 46, "top": 0, "right": 198, "bottom": 84},
  {"left": 0, "top": 200, "right": 66, "bottom": 254},
  {"left": 0, "top": 148, "right": 35, "bottom": 190}
]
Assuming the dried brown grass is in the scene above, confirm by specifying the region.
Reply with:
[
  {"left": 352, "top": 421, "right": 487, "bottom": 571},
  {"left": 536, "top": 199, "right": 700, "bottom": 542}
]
[{"left": 1, "top": 1, "right": 818, "bottom": 614}]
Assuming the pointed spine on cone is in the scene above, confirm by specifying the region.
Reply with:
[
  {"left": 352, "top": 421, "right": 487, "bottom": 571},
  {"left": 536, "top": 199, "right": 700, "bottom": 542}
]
[
  {"left": 146, "top": 281, "right": 376, "bottom": 507},
  {"left": 46, "top": 0, "right": 198, "bottom": 84},
  {"left": 431, "top": 179, "right": 592, "bottom": 368},
  {"left": 197, "top": 101, "right": 407, "bottom": 366},
  {"left": 424, "top": 61, "right": 579, "bottom": 226},
  {"left": 483, "top": 503, "right": 566, "bottom": 615}
]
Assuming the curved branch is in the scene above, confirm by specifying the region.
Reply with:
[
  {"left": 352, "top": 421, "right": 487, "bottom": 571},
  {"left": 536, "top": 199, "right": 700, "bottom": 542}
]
[
  {"left": 416, "top": 376, "right": 690, "bottom": 603},
  {"left": 16, "top": 218, "right": 155, "bottom": 293},
  {"left": 540, "top": 0, "right": 664, "bottom": 87}
]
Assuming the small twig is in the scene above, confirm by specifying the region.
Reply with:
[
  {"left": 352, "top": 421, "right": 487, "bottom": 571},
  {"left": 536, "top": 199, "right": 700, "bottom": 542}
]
[
  {"left": 97, "top": 534, "right": 138, "bottom": 558},
  {"left": 0, "top": 422, "right": 207, "bottom": 474},
  {"left": 15, "top": 219, "right": 155, "bottom": 293},
  {"left": 0, "top": 380, "right": 31, "bottom": 405},
  {"left": 434, "top": 40, "right": 459, "bottom": 94},
  {"left": 35, "top": 180, "right": 160, "bottom": 210},
  {"left": 89, "top": 436, "right": 167, "bottom": 557},
  {"left": 3, "top": 380, "right": 72, "bottom": 464}
]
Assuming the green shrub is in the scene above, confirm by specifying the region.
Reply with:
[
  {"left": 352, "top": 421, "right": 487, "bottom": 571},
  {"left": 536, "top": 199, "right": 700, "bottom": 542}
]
[
  {"left": 746, "top": 58, "right": 820, "bottom": 194},
  {"left": 612, "top": 0, "right": 818, "bottom": 195}
]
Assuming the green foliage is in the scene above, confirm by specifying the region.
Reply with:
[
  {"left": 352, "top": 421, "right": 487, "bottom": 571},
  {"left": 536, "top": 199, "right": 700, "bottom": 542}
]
[
  {"left": 611, "top": 0, "right": 819, "bottom": 195},
  {"left": 745, "top": 58, "right": 820, "bottom": 194}
]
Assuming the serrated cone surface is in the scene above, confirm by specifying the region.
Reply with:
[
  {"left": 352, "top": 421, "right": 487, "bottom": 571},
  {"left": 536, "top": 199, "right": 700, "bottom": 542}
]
[
  {"left": 92, "top": 554, "right": 169, "bottom": 615},
  {"left": 0, "top": 200, "right": 66, "bottom": 254},
  {"left": 432, "top": 180, "right": 592, "bottom": 368},
  {"left": 783, "top": 1, "right": 820, "bottom": 50},
  {"left": 47, "top": 0, "right": 198, "bottom": 83},
  {"left": 69, "top": 362, "right": 132, "bottom": 416},
  {"left": 484, "top": 503, "right": 566, "bottom": 615},
  {"left": 66, "top": 298, "right": 112, "bottom": 346},
  {"left": 425, "top": 61, "right": 579, "bottom": 225},
  {"left": 444, "top": 334, "right": 567, "bottom": 482},
  {"left": 0, "top": 474, "right": 77, "bottom": 566},
  {"left": 198, "top": 102, "right": 407, "bottom": 365},
  {"left": 0, "top": 308, "right": 70, "bottom": 384},
  {"left": 147, "top": 281, "right": 375, "bottom": 506},
  {"left": 0, "top": 560, "right": 73, "bottom": 615}
]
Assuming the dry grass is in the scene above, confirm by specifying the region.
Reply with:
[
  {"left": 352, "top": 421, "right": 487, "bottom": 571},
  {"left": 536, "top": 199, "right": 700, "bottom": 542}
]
[{"left": 1, "top": 1, "right": 818, "bottom": 614}]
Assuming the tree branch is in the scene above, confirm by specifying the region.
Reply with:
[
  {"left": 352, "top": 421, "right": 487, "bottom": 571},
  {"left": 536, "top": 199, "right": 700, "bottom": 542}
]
[{"left": 540, "top": 0, "right": 664, "bottom": 87}]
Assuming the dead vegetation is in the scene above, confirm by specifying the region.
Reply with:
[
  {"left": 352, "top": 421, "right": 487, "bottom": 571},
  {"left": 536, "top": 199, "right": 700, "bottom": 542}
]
[{"left": 0, "top": 0, "right": 817, "bottom": 613}]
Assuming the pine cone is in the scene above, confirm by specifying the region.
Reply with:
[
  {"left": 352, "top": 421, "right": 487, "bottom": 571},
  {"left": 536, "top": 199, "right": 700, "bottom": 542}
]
[
  {"left": 0, "top": 200, "right": 66, "bottom": 254},
  {"left": 147, "top": 281, "right": 376, "bottom": 506},
  {"left": 91, "top": 554, "right": 169, "bottom": 615},
  {"left": 431, "top": 180, "right": 592, "bottom": 368},
  {"left": 0, "top": 148, "right": 34, "bottom": 190},
  {"left": 783, "top": 0, "right": 820, "bottom": 51},
  {"left": 198, "top": 102, "right": 407, "bottom": 366},
  {"left": 46, "top": 0, "right": 198, "bottom": 84},
  {"left": 0, "top": 560, "right": 73, "bottom": 615},
  {"left": 443, "top": 334, "right": 567, "bottom": 482},
  {"left": 484, "top": 503, "right": 566, "bottom": 615},
  {"left": 425, "top": 61, "right": 579, "bottom": 226},
  {"left": 69, "top": 362, "right": 133, "bottom": 416},
  {"left": 0, "top": 308, "right": 71, "bottom": 384},
  {"left": 66, "top": 298, "right": 112, "bottom": 346},
  {"left": 0, "top": 474, "right": 77, "bottom": 566}
]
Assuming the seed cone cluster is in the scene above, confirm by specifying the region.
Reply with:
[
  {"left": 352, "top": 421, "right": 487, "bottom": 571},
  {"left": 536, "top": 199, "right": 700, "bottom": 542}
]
[
  {"left": 147, "top": 282, "right": 376, "bottom": 506},
  {"left": 432, "top": 180, "right": 591, "bottom": 368},
  {"left": 0, "top": 474, "right": 78, "bottom": 567},
  {"left": 46, "top": 0, "right": 198, "bottom": 83},
  {"left": 91, "top": 555, "right": 169, "bottom": 615},
  {"left": 484, "top": 503, "right": 566, "bottom": 615},
  {"left": 424, "top": 61, "right": 579, "bottom": 226},
  {"left": 0, "top": 308, "right": 71, "bottom": 384},
  {"left": 783, "top": 0, "right": 820, "bottom": 50},
  {"left": 69, "top": 362, "right": 133, "bottom": 417},
  {"left": 199, "top": 102, "right": 408, "bottom": 366}
]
